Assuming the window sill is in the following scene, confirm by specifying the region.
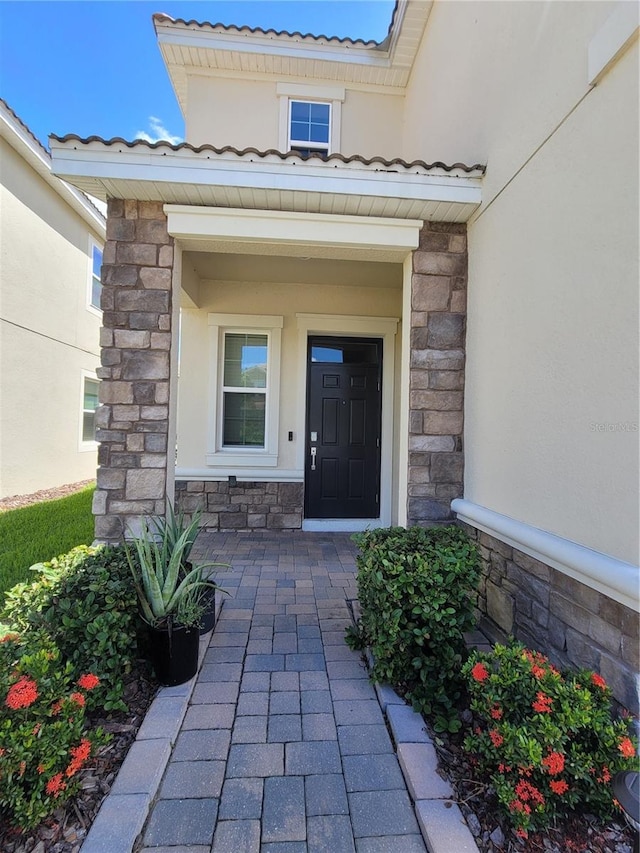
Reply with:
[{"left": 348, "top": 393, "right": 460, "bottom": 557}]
[{"left": 206, "top": 452, "right": 278, "bottom": 468}]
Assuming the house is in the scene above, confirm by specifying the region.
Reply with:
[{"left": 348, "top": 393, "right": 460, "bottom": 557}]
[
  {"left": 49, "top": 1, "right": 638, "bottom": 710},
  {"left": 0, "top": 99, "right": 105, "bottom": 498}
]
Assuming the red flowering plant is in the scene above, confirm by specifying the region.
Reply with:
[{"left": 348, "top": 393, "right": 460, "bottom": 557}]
[
  {"left": 462, "top": 641, "right": 638, "bottom": 836},
  {"left": 0, "top": 632, "right": 108, "bottom": 829}
]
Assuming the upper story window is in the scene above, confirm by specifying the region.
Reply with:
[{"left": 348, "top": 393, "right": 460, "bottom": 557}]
[
  {"left": 88, "top": 242, "right": 103, "bottom": 311},
  {"left": 277, "top": 83, "right": 344, "bottom": 158},
  {"left": 289, "top": 101, "right": 330, "bottom": 157}
]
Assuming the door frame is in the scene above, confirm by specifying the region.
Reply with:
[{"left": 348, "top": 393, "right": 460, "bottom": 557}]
[
  {"left": 295, "top": 313, "right": 399, "bottom": 531},
  {"left": 304, "top": 335, "right": 383, "bottom": 521}
]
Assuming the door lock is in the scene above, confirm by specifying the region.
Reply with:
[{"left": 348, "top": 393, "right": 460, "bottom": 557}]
[{"left": 310, "top": 446, "right": 317, "bottom": 471}]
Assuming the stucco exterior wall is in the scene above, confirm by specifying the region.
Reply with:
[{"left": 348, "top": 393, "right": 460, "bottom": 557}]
[
  {"left": 185, "top": 73, "right": 404, "bottom": 158},
  {"left": 403, "top": 2, "right": 639, "bottom": 565},
  {"left": 0, "top": 138, "right": 102, "bottom": 497},
  {"left": 340, "top": 90, "right": 403, "bottom": 159},
  {"left": 186, "top": 75, "right": 278, "bottom": 150},
  {"left": 177, "top": 274, "right": 402, "bottom": 477}
]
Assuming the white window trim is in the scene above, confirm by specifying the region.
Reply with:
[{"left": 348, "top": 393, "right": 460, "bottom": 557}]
[
  {"left": 207, "top": 314, "right": 283, "bottom": 467},
  {"left": 277, "top": 83, "right": 344, "bottom": 154},
  {"left": 79, "top": 370, "right": 99, "bottom": 451},
  {"left": 87, "top": 238, "right": 103, "bottom": 316}
]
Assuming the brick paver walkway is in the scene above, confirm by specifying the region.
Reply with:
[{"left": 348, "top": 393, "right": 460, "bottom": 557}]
[{"left": 138, "top": 531, "right": 427, "bottom": 852}]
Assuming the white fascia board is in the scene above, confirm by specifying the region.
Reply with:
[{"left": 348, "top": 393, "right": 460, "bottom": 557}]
[
  {"left": 1, "top": 111, "right": 105, "bottom": 236},
  {"left": 156, "top": 28, "right": 391, "bottom": 69},
  {"left": 165, "top": 205, "right": 422, "bottom": 253},
  {"left": 49, "top": 144, "right": 482, "bottom": 208},
  {"left": 588, "top": 1, "right": 639, "bottom": 85},
  {"left": 452, "top": 498, "right": 640, "bottom": 613}
]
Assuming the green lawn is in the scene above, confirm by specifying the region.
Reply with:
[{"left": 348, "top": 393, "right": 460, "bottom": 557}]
[{"left": 0, "top": 485, "right": 95, "bottom": 598}]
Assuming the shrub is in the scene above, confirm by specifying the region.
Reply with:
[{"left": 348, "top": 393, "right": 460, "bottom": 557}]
[
  {"left": 0, "top": 632, "right": 107, "bottom": 829},
  {"left": 347, "top": 525, "right": 481, "bottom": 731},
  {"left": 462, "top": 641, "right": 639, "bottom": 836},
  {"left": 2, "top": 546, "right": 139, "bottom": 712}
]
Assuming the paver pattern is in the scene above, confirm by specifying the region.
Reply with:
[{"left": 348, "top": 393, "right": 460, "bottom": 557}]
[{"left": 138, "top": 531, "right": 426, "bottom": 852}]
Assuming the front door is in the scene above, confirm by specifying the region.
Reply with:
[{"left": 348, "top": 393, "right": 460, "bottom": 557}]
[{"left": 305, "top": 336, "right": 382, "bottom": 519}]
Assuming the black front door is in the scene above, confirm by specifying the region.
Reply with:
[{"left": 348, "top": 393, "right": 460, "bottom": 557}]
[{"left": 305, "top": 336, "right": 382, "bottom": 519}]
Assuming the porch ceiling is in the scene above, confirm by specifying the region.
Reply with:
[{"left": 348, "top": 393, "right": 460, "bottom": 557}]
[{"left": 49, "top": 136, "right": 483, "bottom": 224}]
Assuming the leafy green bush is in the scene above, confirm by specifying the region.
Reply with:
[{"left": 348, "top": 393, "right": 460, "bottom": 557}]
[
  {"left": 347, "top": 525, "right": 480, "bottom": 731},
  {"left": 0, "top": 632, "right": 107, "bottom": 829},
  {"left": 2, "top": 545, "right": 139, "bottom": 712},
  {"left": 462, "top": 641, "right": 639, "bottom": 837}
]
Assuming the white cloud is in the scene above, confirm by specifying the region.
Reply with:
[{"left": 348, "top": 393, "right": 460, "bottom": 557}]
[{"left": 135, "top": 116, "right": 182, "bottom": 145}]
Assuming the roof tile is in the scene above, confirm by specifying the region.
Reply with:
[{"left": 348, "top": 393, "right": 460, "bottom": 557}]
[{"left": 49, "top": 134, "right": 485, "bottom": 175}]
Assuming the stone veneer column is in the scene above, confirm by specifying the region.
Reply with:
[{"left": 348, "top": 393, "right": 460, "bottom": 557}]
[
  {"left": 407, "top": 222, "right": 467, "bottom": 525},
  {"left": 93, "top": 199, "right": 174, "bottom": 542}
]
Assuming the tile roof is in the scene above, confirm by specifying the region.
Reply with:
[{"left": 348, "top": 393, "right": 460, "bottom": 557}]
[
  {"left": 152, "top": 4, "right": 399, "bottom": 48},
  {"left": 49, "top": 135, "right": 485, "bottom": 175},
  {"left": 0, "top": 96, "right": 50, "bottom": 157},
  {"left": 1, "top": 100, "right": 106, "bottom": 223}
]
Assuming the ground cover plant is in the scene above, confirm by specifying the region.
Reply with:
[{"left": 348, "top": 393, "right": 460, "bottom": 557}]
[
  {"left": 347, "top": 525, "right": 481, "bottom": 731},
  {"left": 0, "top": 486, "right": 95, "bottom": 597},
  {"left": 462, "top": 642, "right": 639, "bottom": 840}
]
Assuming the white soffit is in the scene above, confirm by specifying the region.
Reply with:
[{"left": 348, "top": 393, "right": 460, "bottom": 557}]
[
  {"left": 49, "top": 139, "right": 482, "bottom": 225},
  {"left": 166, "top": 206, "right": 423, "bottom": 263}
]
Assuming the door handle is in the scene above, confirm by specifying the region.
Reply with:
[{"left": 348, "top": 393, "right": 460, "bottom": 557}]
[{"left": 310, "top": 446, "right": 317, "bottom": 471}]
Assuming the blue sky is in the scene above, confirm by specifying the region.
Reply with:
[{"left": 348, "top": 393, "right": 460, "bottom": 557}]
[{"left": 0, "top": 1, "right": 395, "bottom": 149}]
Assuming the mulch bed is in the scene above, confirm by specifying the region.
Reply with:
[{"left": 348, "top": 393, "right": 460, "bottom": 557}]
[
  {"left": 0, "top": 481, "right": 95, "bottom": 514},
  {"left": 429, "top": 718, "right": 636, "bottom": 853},
  {"left": 0, "top": 665, "right": 158, "bottom": 853}
]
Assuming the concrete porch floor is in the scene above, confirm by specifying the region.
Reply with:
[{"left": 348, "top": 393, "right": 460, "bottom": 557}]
[{"left": 81, "top": 531, "right": 479, "bottom": 853}]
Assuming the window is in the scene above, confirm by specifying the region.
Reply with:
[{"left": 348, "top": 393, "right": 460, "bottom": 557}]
[
  {"left": 207, "top": 314, "right": 283, "bottom": 468},
  {"left": 289, "top": 100, "right": 330, "bottom": 157},
  {"left": 277, "top": 83, "right": 344, "bottom": 155},
  {"left": 81, "top": 376, "right": 99, "bottom": 444},
  {"left": 222, "top": 333, "right": 268, "bottom": 447},
  {"left": 89, "top": 242, "right": 103, "bottom": 311}
]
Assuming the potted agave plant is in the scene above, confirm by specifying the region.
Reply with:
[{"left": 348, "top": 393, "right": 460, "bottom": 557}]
[
  {"left": 127, "top": 513, "right": 223, "bottom": 686},
  {"left": 151, "top": 504, "right": 223, "bottom": 633}
]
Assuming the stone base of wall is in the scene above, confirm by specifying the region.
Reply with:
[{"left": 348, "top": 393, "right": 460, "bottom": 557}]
[
  {"left": 462, "top": 523, "right": 639, "bottom": 713},
  {"left": 175, "top": 481, "right": 303, "bottom": 530}
]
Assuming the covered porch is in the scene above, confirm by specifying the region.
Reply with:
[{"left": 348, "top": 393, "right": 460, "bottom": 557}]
[{"left": 48, "top": 136, "right": 482, "bottom": 540}]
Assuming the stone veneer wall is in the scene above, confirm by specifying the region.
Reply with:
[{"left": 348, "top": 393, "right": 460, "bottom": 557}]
[
  {"left": 174, "top": 481, "right": 303, "bottom": 530},
  {"left": 408, "top": 222, "right": 467, "bottom": 525},
  {"left": 93, "top": 199, "right": 174, "bottom": 542},
  {"left": 462, "top": 524, "right": 640, "bottom": 712}
]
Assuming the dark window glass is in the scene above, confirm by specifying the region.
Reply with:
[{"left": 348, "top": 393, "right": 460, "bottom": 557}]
[
  {"left": 223, "top": 334, "right": 267, "bottom": 388},
  {"left": 311, "top": 341, "right": 380, "bottom": 365},
  {"left": 290, "top": 101, "right": 330, "bottom": 145},
  {"left": 223, "top": 392, "right": 266, "bottom": 446}
]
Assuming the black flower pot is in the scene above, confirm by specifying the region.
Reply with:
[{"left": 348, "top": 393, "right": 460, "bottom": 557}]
[
  {"left": 199, "top": 587, "right": 217, "bottom": 635},
  {"left": 148, "top": 622, "right": 200, "bottom": 686}
]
